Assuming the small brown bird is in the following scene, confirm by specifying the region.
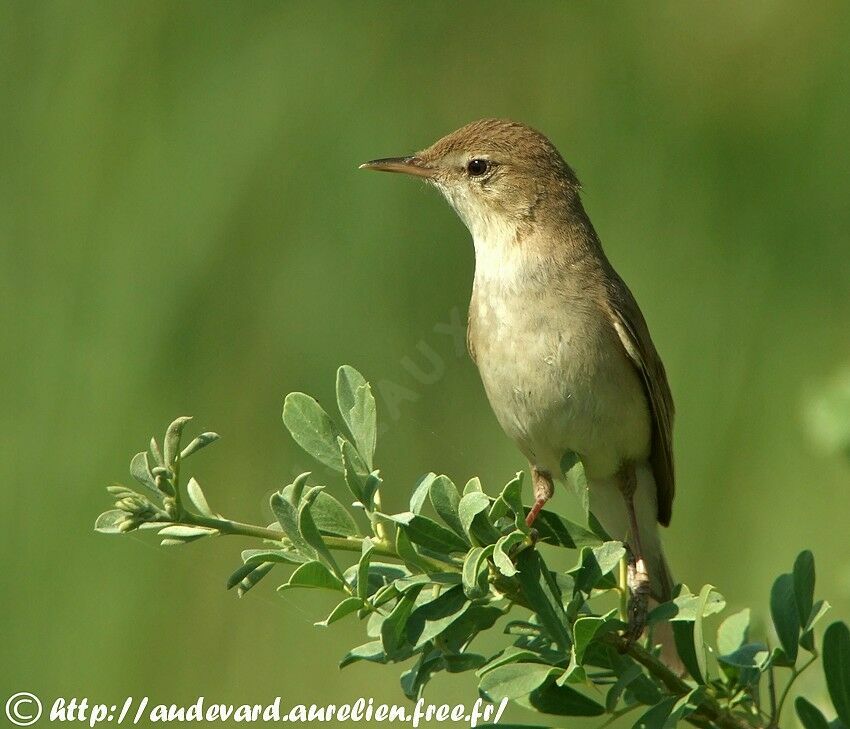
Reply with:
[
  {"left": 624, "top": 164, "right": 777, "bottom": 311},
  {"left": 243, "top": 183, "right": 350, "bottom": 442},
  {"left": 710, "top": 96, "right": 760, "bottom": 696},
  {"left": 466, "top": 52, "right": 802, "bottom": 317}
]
[{"left": 361, "top": 119, "right": 675, "bottom": 639}]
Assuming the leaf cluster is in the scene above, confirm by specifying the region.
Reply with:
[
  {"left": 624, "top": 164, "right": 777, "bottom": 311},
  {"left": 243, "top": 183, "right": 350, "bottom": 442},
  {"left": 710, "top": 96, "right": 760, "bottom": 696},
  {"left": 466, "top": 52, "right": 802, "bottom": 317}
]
[{"left": 97, "top": 366, "right": 850, "bottom": 729}]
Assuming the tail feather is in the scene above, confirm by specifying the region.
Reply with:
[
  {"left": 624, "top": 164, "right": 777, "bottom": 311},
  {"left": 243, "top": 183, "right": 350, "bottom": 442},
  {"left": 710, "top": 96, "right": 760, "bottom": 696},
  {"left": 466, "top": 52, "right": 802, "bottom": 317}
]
[
  {"left": 588, "top": 465, "right": 681, "bottom": 670},
  {"left": 588, "top": 464, "right": 673, "bottom": 600}
]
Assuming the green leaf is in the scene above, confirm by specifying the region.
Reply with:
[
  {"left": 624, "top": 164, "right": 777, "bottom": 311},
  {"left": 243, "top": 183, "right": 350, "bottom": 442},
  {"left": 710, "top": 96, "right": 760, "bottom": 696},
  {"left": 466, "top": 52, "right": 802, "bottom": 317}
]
[
  {"left": 558, "top": 657, "right": 587, "bottom": 688},
  {"left": 443, "top": 654, "right": 487, "bottom": 673},
  {"left": 394, "top": 527, "right": 435, "bottom": 573},
  {"left": 717, "top": 642, "right": 769, "bottom": 669},
  {"left": 371, "top": 583, "right": 399, "bottom": 609},
  {"left": 490, "top": 473, "right": 529, "bottom": 534},
  {"left": 531, "top": 508, "right": 603, "bottom": 549},
  {"left": 463, "top": 476, "right": 483, "bottom": 495},
  {"left": 442, "top": 604, "right": 504, "bottom": 652},
  {"left": 284, "top": 472, "right": 311, "bottom": 506},
  {"left": 520, "top": 678, "right": 605, "bottom": 717},
  {"left": 672, "top": 621, "right": 703, "bottom": 683},
  {"left": 795, "top": 697, "right": 831, "bottom": 729},
  {"left": 666, "top": 688, "right": 706, "bottom": 727},
  {"left": 717, "top": 608, "right": 750, "bottom": 657},
  {"left": 186, "top": 477, "right": 215, "bottom": 517},
  {"left": 406, "top": 585, "right": 471, "bottom": 649},
  {"left": 298, "top": 486, "right": 342, "bottom": 577},
  {"left": 159, "top": 535, "right": 202, "bottom": 547},
  {"left": 605, "top": 658, "right": 660, "bottom": 713},
  {"left": 129, "top": 451, "right": 159, "bottom": 496},
  {"left": 459, "top": 491, "right": 491, "bottom": 531},
  {"left": 606, "top": 663, "right": 641, "bottom": 712},
  {"left": 270, "top": 490, "right": 313, "bottom": 556},
  {"left": 649, "top": 584, "right": 726, "bottom": 623},
  {"left": 429, "top": 475, "right": 465, "bottom": 538},
  {"left": 805, "top": 600, "right": 832, "bottom": 634},
  {"left": 277, "top": 561, "right": 345, "bottom": 592},
  {"left": 346, "top": 565, "right": 407, "bottom": 601},
  {"left": 241, "top": 548, "right": 306, "bottom": 567},
  {"left": 94, "top": 510, "right": 129, "bottom": 534},
  {"left": 299, "top": 488, "right": 359, "bottom": 537},
  {"left": 339, "top": 640, "right": 387, "bottom": 669},
  {"left": 149, "top": 437, "right": 164, "bottom": 467},
  {"left": 179, "top": 431, "right": 220, "bottom": 460},
  {"left": 163, "top": 416, "right": 192, "bottom": 466},
  {"left": 493, "top": 531, "right": 527, "bottom": 577},
  {"left": 359, "top": 562, "right": 410, "bottom": 597},
  {"left": 514, "top": 548, "right": 571, "bottom": 654},
  {"left": 560, "top": 450, "right": 589, "bottom": 523},
  {"left": 793, "top": 550, "right": 816, "bottom": 627},
  {"left": 283, "top": 392, "right": 344, "bottom": 471},
  {"left": 824, "top": 621, "right": 850, "bottom": 727},
  {"left": 573, "top": 612, "right": 618, "bottom": 664},
  {"left": 381, "top": 585, "right": 423, "bottom": 659},
  {"left": 477, "top": 648, "right": 541, "bottom": 677},
  {"left": 504, "top": 620, "right": 542, "bottom": 637},
  {"left": 459, "top": 491, "right": 501, "bottom": 545},
  {"left": 227, "top": 562, "right": 257, "bottom": 590},
  {"left": 767, "top": 645, "right": 795, "bottom": 669},
  {"left": 384, "top": 512, "right": 468, "bottom": 553},
  {"left": 771, "top": 572, "right": 800, "bottom": 663},
  {"left": 462, "top": 545, "right": 492, "bottom": 599},
  {"left": 633, "top": 697, "right": 678, "bottom": 729},
  {"left": 234, "top": 562, "right": 274, "bottom": 597},
  {"left": 315, "top": 596, "right": 364, "bottom": 627},
  {"left": 478, "top": 664, "right": 556, "bottom": 701},
  {"left": 569, "top": 542, "right": 626, "bottom": 593},
  {"left": 400, "top": 651, "right": 444, "bottom": 701},
  {"left": 691, "top": 584, "right": 714, "bottom": 684},
  {"left": 410, "top": 473, "right": 435, "bottom": 514},
  {"left": 356, "top": 538, "right": 374, "bottom": 600},
  {"left": 336, "top": 365, "right": 377, "bottom": 469},
  {"left": 339, "top": 439, "right": 379, "bottom": 508}
]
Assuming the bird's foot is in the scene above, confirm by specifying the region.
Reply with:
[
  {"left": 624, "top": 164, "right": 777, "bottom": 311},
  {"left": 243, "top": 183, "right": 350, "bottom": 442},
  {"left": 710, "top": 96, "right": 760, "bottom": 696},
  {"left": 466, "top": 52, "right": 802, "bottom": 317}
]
[
  {"left": 525, "top": 497, "right": 546, "bottom": 527},
  {"left": 624, "top": 556, "right": 650, "bottom": 647}
]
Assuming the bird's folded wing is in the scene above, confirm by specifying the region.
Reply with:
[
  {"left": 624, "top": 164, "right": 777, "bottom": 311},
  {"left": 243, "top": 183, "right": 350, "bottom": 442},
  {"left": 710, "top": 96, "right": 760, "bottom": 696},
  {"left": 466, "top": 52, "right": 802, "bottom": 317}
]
[{"left": 605, "top": 284, "right": 676, "bottom": 527}]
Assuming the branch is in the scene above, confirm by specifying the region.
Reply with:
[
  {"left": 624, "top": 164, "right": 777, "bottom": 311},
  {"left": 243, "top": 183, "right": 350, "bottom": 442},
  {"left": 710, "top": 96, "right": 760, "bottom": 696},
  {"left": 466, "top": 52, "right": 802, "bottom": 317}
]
[{"left": 184, "top": 511, "right": 459, "bottom": 573}]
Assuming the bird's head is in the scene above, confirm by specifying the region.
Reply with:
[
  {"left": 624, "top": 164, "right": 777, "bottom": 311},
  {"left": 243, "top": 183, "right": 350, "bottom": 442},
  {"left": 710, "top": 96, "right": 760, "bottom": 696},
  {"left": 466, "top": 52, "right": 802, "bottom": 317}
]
[{"left": 360, "top": 119, "right": 581, "bottom": 242}]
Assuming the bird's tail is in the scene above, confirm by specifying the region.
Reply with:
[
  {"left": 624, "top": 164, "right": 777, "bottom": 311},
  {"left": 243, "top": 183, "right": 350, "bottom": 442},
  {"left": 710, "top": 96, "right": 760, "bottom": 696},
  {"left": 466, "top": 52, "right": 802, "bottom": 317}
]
[
  {"left": 588, "top": 464, "right": 673, "bottom": 603},
  {"left": 589, "top": 465, "right": 681, "bottom": 670}
]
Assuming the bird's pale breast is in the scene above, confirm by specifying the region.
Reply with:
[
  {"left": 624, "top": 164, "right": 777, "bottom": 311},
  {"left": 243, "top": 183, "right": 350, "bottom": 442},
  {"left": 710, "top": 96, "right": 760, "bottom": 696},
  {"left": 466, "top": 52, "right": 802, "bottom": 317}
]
[{"left": 469, "top": 269, "right": 652, "bottom": 480}]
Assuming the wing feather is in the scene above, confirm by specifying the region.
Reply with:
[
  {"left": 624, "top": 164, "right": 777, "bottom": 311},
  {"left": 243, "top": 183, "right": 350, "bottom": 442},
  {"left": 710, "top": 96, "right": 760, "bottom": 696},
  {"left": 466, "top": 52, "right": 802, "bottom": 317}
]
[{"left": 605, "top": 281, "right": 675, "bottom": 526}]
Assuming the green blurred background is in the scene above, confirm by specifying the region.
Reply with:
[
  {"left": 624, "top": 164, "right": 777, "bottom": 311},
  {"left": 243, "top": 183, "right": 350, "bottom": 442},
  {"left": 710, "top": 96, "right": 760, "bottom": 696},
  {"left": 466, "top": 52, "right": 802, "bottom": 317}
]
[{"left": 2, "top": 2, "right": 849, "bottom": 726}]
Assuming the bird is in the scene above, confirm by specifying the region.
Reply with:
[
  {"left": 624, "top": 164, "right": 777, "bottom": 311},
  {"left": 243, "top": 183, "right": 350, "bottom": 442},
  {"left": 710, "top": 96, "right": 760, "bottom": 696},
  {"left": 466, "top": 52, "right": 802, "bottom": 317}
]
[{"left": 360, "top": 118, "right": 676, "bottom": 643}]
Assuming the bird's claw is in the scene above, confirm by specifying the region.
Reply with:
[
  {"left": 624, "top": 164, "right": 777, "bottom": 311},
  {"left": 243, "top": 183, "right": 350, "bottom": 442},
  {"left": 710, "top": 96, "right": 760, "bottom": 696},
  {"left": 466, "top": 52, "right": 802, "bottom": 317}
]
[{"left": 623, "top": 556, "right": 650, "bottom": 647}]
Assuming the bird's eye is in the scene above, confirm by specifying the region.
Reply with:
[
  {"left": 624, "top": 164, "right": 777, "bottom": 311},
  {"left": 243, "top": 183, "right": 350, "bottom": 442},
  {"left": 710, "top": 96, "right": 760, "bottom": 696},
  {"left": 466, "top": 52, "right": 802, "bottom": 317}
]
[{"left": 466, "top": 158, "right": 490, "bottom": 177}]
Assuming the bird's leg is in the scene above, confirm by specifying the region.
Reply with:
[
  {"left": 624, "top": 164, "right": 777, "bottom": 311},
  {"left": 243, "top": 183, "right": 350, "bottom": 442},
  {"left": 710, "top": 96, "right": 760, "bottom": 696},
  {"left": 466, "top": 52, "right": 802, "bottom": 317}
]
[
  {"left": 620, "top": 463, "right": 650, "bottom": 646},
  {"left": 526, "top": 467, "right": 554, "bottom": 527}
]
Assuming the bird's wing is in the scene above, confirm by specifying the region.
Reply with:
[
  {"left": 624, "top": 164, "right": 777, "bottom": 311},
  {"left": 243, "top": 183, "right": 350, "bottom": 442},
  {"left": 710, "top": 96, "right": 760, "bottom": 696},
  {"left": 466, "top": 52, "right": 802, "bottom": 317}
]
[
  {"left": 605, "top": 279, "right": 675, "bottom": 526},
  {"left": 466, "top": 308, "right": 478, "bottom": 364}
]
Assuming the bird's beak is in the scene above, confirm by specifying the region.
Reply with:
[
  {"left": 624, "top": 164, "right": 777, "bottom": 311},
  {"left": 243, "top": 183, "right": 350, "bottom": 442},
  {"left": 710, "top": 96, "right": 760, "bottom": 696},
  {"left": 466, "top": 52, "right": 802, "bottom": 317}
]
[{"left": 358, "top": 156, "right": 435, "bottom": 179}]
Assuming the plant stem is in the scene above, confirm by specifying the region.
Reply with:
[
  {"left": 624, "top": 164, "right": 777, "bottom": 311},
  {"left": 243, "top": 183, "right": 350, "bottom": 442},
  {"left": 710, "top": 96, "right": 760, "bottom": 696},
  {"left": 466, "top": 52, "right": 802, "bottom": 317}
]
[
  {"left": 182, "top": 512, "right": 457, "bottom": 572},
  {"left": 774, "top": 654, "right": 817, "bottom": 724},
  {"left": 504, "top": 579, "right": 755, "bottom": 729},
  {"left": 618, "top": 556, "right": 629, "bottom": 622},
  {"left": 767, "top": 662, "right": 777, "bottom": 724},
  {"left": 601, "top": 636, "right": 756, "bottom": 729}
]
